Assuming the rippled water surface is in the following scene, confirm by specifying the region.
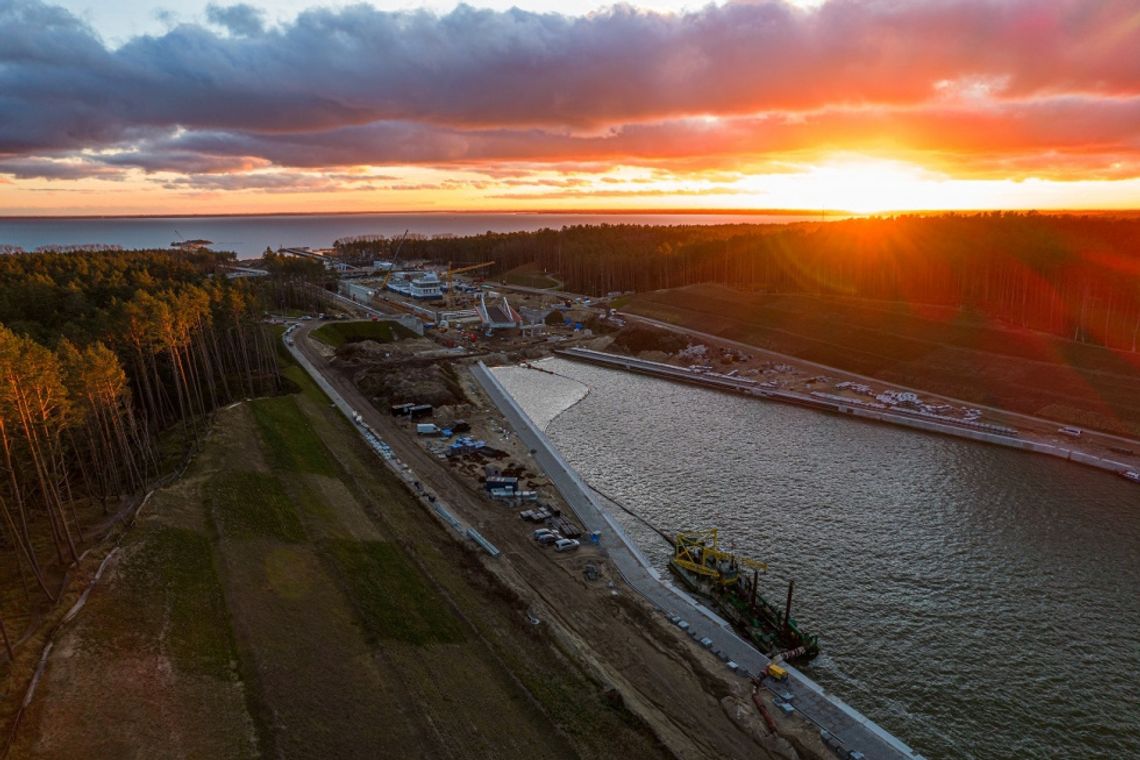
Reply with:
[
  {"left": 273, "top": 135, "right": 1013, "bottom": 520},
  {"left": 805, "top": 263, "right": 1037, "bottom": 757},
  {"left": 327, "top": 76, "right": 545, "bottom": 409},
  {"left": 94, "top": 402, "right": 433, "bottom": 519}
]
[{"left": 494, "top": 359, "right": 1140, "bottom": 760}]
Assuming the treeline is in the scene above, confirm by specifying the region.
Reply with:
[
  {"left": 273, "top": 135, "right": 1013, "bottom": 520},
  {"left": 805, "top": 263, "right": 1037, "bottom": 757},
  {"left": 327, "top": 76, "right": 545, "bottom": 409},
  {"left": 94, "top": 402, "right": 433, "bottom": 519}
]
[
  {"left": 342, "top": 213, "right": 1140, "bottom": 352},
  {"left": 0, "top": 250, "right": 280, "bottom": 648},
  {"left": 258, "top": 249, "right": 334, "bottom": 313}
]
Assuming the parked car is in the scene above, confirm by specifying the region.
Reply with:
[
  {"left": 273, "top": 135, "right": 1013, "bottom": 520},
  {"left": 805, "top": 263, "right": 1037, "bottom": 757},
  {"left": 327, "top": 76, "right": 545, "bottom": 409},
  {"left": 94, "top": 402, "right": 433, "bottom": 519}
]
[
  {"left": 536, "top": 532, "right": 560, "bottom": 546},
  {"left": 553, "top": 538, "right": 580, "bottom": 552}
]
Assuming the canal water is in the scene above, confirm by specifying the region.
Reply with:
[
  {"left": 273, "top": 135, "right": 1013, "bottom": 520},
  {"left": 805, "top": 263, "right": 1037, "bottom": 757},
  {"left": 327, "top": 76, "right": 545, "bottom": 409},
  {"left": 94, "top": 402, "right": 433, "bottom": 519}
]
[{"left": 493, "top": 359, "right": 1140, "bottom": 760}]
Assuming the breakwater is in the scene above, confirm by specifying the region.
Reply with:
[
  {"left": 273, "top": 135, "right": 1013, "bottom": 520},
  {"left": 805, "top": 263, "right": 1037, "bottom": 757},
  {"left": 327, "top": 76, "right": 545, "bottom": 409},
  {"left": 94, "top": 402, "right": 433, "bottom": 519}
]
[{"left": 554, "top": 347, "right": 1138, "bottom": 481}]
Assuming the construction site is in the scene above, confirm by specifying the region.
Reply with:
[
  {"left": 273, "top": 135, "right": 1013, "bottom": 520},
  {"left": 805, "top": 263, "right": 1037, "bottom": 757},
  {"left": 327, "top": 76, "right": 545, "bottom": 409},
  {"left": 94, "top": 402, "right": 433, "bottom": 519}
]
[
  {"left": 263, "top": 238, "right": 594, "bottom": 345},
  {"left": 240, "top": 244, "right": 925, "bottom": 759},
  {"left": 284, "top": 315, "right": 851, "bottom": 760},
  {"left": 2, "top": 234, "right": 951, "bottom": 758},
  {"left": 216, "top": 239, "right": 1097, "bottom": 760}
]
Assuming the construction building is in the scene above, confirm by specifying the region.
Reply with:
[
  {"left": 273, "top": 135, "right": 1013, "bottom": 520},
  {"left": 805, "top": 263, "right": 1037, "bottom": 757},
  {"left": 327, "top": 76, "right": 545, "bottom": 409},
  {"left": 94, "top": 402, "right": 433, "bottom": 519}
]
[{"left": 478, "top": 292, "right": 523, "bottom": 332}]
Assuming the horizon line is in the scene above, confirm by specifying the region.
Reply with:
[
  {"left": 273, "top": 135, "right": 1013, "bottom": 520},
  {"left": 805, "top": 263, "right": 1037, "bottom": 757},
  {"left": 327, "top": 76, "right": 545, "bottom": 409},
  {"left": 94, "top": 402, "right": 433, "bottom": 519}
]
[{"left": 4, "top": 207, "right": 1140, "bottom": 222}]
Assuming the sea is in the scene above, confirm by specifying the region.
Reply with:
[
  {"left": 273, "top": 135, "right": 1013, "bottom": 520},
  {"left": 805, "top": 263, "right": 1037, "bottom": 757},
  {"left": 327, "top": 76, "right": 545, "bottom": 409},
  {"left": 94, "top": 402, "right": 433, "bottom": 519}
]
[
  {"left": 0, "top": 212, "right": 817, "bottom": 258},
  {"left": 493, "top": 358, "right": 1140, "bottom": 760}
]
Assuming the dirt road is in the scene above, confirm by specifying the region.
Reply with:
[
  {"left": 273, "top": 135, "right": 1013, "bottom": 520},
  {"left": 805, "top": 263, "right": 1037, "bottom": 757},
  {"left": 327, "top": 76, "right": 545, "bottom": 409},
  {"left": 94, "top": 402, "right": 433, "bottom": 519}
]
[{"left": 292, "top": 321, "right": 828, "bottom": 760}]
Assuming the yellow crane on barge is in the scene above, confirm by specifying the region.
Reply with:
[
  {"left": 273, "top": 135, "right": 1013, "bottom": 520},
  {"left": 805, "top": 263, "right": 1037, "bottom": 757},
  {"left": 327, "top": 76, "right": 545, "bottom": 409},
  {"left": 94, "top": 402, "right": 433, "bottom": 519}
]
[
  {"left": 672, "top": 529, "right": 768, "bottom": 583},
  {"left": 670, "top": 529, "right": 819, "bottom": 660}
]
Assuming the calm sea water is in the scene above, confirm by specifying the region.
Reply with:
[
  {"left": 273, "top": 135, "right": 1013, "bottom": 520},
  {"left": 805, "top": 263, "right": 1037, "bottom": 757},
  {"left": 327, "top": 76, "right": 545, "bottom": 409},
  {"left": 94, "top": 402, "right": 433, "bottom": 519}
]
[
  {"left": 0, "top": 212, "right": 814, "bottom": 258},
  {"left": 494, "top": 359, "right": 1140, "bottom": 760}
]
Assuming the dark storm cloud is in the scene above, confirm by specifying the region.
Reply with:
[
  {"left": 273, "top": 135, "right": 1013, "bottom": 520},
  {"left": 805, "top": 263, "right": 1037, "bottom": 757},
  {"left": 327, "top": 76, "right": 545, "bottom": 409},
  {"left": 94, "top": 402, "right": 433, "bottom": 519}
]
[
  {"left": 0, "top": 156, "right": 125, "bottom": 180},
  {"left": 1, "top": 0, "right": 1138, "bottom": 180},
  {"left": 206, "top": 3, "right": 266, "bottom": 37}
]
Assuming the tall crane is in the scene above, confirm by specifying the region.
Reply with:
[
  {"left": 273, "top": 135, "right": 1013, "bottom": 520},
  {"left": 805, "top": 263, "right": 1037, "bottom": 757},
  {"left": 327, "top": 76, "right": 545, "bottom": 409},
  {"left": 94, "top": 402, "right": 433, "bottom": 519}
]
[
  {"left": 378, "top": 230, "right": 410, "bottom": 291},
  {"left": 443, "top": 261, "right": 495, "bottom": 307}
]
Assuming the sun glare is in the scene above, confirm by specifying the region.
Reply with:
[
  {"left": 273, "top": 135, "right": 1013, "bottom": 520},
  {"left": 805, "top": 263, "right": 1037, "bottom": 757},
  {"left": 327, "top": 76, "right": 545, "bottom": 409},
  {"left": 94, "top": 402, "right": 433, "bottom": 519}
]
[
  {"left": 732, "top": 156, "right": 1092, "bottom": 214},
  {"left": 796, "top": 159, "right": 945, "bottom": 213}
]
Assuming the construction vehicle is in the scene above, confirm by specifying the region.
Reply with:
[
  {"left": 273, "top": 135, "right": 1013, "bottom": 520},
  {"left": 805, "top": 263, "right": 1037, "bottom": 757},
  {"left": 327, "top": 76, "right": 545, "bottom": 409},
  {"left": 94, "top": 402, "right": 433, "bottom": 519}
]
[
  {"left": 766, "top": 663, "right": 789, "bottom": 681},
  {"left": 669, "top": 529, "right": 819, "bottom": 661}
]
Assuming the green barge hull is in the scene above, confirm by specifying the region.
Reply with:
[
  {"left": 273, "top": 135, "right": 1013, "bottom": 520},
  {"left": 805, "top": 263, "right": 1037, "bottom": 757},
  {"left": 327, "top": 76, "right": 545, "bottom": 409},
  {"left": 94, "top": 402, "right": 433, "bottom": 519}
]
[{"left": 669, "top": 560, "right": 820, "bottom": 661}]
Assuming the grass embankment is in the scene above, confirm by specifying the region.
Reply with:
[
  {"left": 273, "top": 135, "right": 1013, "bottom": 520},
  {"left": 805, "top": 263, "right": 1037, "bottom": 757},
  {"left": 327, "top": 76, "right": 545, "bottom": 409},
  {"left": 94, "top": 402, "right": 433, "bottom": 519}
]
[
  {"left": 311, "top": 319, "right": 414, "bottom": 348},
  {"left": 8, "top": 340, "right": 663, "bottom": 759},
  {"left": 625, "top": 284, "right": 1140, "bottom": 436},
  {"left": 323, "top": 541, "right": 467, "bottom": 647},
  {"left": 86, "top": 524, "right": 237, "bottom": 680},
  {"left": 503, "top": 262, "right": 562, "bottom": 290}
]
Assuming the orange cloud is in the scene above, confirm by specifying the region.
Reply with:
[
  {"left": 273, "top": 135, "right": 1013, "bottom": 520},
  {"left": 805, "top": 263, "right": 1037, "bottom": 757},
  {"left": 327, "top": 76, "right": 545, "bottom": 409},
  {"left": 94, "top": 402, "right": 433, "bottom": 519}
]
[{"left": 2, "top": 0, "right": 1140, "bottom": 211}]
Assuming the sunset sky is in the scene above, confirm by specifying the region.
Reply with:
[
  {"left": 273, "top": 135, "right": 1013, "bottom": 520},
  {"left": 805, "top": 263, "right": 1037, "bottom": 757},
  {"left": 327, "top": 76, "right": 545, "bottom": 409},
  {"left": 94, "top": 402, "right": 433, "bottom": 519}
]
[{"left": 2, "top": 0, "right": 1139, "bottom": 215}]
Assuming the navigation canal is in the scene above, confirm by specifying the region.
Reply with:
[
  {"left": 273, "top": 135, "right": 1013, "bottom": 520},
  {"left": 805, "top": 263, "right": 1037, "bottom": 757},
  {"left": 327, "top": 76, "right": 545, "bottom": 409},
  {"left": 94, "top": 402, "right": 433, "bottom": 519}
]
[{"left": 493, "top": 359, "right": 1140, "bottom": 760}]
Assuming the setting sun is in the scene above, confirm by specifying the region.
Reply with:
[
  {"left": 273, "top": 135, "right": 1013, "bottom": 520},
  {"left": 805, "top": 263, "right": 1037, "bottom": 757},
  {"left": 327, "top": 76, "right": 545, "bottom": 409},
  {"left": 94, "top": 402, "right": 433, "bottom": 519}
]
[
  {"left": 3, "top": 0, "right": 1140, "bottom": 214},
  {"left": 783, "top": 160, "right": 944, "bottom": 214}
]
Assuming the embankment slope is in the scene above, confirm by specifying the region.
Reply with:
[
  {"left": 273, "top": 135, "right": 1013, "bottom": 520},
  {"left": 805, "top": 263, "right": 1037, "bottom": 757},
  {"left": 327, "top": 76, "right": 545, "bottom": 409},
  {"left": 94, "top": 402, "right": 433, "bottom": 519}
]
[
  {"left": 8, "top": 379, "right": 662, "bottom": 758},
  {"left": 624, "top": 284, "right": 1140, "bottom": 437}
]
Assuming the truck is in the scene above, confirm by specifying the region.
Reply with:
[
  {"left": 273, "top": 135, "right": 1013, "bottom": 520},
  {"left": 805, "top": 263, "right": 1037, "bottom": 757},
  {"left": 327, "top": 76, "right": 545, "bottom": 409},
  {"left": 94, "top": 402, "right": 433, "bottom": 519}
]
[
  {"left": 409, "top": 404, "right": 433, "bottom": 419},
  {"left": 416, "top": 423, "right": 440, "bottom": 435}
]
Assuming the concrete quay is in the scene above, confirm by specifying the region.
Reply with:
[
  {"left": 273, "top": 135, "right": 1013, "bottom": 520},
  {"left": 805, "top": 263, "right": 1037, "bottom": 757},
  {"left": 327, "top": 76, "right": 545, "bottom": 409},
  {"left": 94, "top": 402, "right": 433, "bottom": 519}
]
[
  {"left": 555, "top": 346, "right": 1139, "bottom": 481},
  {"left": 471, "top": 361, "right": 925, "bottom": 760}
]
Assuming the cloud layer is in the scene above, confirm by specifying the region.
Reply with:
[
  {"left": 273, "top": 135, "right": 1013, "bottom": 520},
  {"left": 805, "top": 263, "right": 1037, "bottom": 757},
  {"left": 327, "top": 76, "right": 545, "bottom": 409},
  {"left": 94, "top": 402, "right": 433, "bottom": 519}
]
[{"left": 1, "top": 0, "right": 1138, "bottom": 192}]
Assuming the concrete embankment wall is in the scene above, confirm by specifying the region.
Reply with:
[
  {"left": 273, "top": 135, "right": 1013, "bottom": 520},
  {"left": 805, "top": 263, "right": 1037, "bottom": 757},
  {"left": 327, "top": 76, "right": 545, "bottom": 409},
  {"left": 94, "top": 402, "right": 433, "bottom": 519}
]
[
  {"left": 472, "top": 360, "right": 924, "bottom": 760},
  {"left": 470, "top": 362, "right": 655, "bottom": 570},
  {"left": 842, "top": 405, "right": 1134, "bottom": 473},
  {"left": 555, "top": 348, "right": 1137, "bottom": 482}
]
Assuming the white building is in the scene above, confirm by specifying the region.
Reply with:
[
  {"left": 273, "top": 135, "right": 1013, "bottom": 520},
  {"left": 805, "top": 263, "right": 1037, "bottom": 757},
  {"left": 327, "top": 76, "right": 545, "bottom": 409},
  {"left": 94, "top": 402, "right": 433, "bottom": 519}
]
[
  {"left": 388, "top": 271, "right": 442, "bottom": 299},
  {"left": 409, "top": 272, "right": 442, "bottom": 299}
]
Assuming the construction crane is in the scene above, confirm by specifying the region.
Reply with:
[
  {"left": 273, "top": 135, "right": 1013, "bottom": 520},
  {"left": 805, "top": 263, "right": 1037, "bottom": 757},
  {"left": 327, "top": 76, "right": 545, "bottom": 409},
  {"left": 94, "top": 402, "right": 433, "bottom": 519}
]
[
  {"left": 443, "top": 261, "right": 495, "bottom": 307},
  {"left": 672, "top": 529, "right": 767, "bottom": 586},
  {"left": 378, "top": 230, "right": 410, "bottom": 292}
]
